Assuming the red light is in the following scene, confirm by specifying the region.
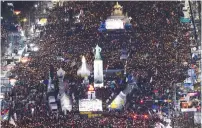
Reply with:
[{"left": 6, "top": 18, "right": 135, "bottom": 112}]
[
  {"left": 14, "top": 10, "right": 21, "bottom": 15},
  {"left": 143, "top": 115, "right": 148, "bottom": 119},
  {"left": 153, "top": 90, "right": 158, "bottom": 93},
  {"left": 140, "top": 100, "right": 144, "bottom": 104},
  {"left": 133, "top": 114, "right": 137, "bottom": 119}
]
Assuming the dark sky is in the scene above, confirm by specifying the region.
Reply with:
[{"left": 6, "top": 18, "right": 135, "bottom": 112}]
[
  {"left": 13, "top": 1, "right": 35, "bottom": 11},
  {"left": 1, "top": 1, "right": 35, "bottom": 11}
]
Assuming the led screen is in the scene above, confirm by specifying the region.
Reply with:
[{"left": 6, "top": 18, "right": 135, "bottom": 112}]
[{"left": 105, "top": 19, "right": 124, "bottom": 30}]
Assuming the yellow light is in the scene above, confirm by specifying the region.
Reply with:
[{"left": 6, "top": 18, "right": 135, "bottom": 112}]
[
  {"left": 39, "top": 18, "right": 47, "bottom": 25},
  {"left": 14, "top": 10, "right": 21, "bottom": 15},
  {"left": 88, "top": 85, "right": 94, "bottom": 91},
  {"left": 22, "top": 18, "right": 27, "bottom": 22},
  {"left": 21, "top": 57, "right": 29, "bottom": 63}
]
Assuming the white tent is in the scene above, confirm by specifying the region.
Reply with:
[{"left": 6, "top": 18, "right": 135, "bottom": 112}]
[
  {"left": 60, "top": 93, "right": 72, "bottom": 112},
  {"left": 57, "top": 68, "right": 65, "bottom": 77},
  {"left": 50, "top": 103, "right": 58, "bottom": 111},
  {"left": 109, "top": 91, "right": 126, "bottom": 110},
  {"left": 48, "top": 96, "right": 56, "bottom": 103}
]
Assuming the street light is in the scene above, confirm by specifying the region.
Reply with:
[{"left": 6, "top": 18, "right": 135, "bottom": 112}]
[
  {"left": 30, "top": 43, "right": 35, "bottom": 47},
  {"left": 10, "top": 78, "right": 17, "bottom": 86},
  {"left": 14, "top": 10, "right": 21, "bottom": 15},
  {"left": 22, "top": 18, "right": 27, "bottom": 22},
  {"left": 33, "top": 47, "right": 39, "bottom": 51},
  {"left": 34, "top": 4, "right": 38, "bottom": 8},
  {"left": 21, "top": 57, "right": 29, "bottom": 63}
]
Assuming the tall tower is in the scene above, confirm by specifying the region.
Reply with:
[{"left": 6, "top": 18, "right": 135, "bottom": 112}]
[{"left": 93, "top": 45, "right": 104, "bottom": 88}]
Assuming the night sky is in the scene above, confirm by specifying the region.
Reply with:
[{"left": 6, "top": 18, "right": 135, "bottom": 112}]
[{"left": 1, "top": 1, "right": 35, "bottom": 12}]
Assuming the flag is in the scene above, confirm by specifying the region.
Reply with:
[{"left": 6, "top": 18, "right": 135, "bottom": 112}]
[
  {"left": 180, "top": 17, "right": 191, "bottom": 23},
  {"left": 50, "top": 65, "right": 54, "bottom": 79},
  {"left": 31, "top": 108, "right": 34, "bottom": 116},
  {"left": 155, "top": 68, "right": 158, "bottom": 75},
  {"left": 166, "top": 18, "right": 170, "bottom": 24},
  {"left": 80, "top": 9, "right": 84, "bottom": 16},
  {"left": 185, "top": 32, "right": 189, "bottom": 36},
  {"left": 156, "top": 43, "right": 159, "bottom": 48},
  {"left": 7, "top": 3, "right": 14, "bottom": 7},
  {"left": 150, "top": 77, "right": 153, "bottom": 83},
  {"left": 14, "top": 113, "right": 17, "bottom": 121},
  {"left": 1, "top": 110, "right": 9, "bottom": 121},
  {"left": 70, "top": 60, "right": 76, "bottom": 67},
  {"left": 173, "top": 39, "right": 178, "bottom": 47},
  {"left": 9, "top": 117, "right": 17, "bottom": 127}
]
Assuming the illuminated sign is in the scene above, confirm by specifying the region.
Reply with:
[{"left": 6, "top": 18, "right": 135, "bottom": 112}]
[
  {"left": 109, "top": 91, "right": 126, "bottom": 109},
  {"left": 105, "top": 19, "right": 124, "bottom": 30},
  {"left": 37, "top": 18, "right": 47, "bottom": 26},
  {"left": 79, "top": 99, "right": 103, "bottom": 112},
  {"left": 14, "top": 10, "right": 21, "bottom": 15},
  {"left": 88, "top": 85, "right": 94, "bottom": 91},
  {"left": 181, "top": 108, "right": 197, "bottom": 112}
]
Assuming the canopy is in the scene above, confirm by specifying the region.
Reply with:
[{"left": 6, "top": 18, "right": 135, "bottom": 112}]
[
  {"left": 48, "top": 96, "right": 56, "bottom": 103},
  {"left": 109, "top": 91, "right": 126, "bottom": 110},
  {"left": 60, "top": 93, "right": 72, "bottom": 112},
  {"left": 50, "top": 103, "right": 58, "bottom": 111},
  {"left": 57, "top": 68, "right": 65, "bottom": 77}
]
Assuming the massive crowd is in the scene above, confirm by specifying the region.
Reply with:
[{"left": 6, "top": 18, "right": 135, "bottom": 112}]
[
  {"left": 1, "top": 25, "right": 9, "bottom": 56},
  {"left": 2, "top": 1, "right": 195, "bottom": 128}
]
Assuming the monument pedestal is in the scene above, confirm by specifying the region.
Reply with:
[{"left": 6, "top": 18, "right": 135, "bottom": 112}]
[
  {"left": 88, "top": 85, "right": 96, "bottom": 99},
  {"left": 94, "top": 59, "right": 104, "bottom": 88}
]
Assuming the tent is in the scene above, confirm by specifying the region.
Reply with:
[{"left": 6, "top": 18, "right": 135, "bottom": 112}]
[
  {"left": 60, "top": 93, "right": 72, "bottom": 112},
  {"left": 109, "top": 91, "right": 126, "bottom": 110},
  {"left": 50, "top": 103, "right": 58, "bottom": 111},
  {"left": 57, "top": 68, "right": 65, "bottom": 78},
  {"left": 48, "top": 96, "right": 56, "bottom": 103}
]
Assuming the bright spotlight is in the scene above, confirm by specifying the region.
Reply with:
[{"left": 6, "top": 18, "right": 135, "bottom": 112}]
[
  {"left": 30, "top": 43, "right": 35, "bottom": 47},
  {"left": 21, "top": 57, "right": 29, "bottom": 63},
  {"left": 10, "top": 78, "right": 17, "bottom": 86},
  {"left": 33, "top": 47, "right": 39, "bottom": 51},
  {"left": 22, "top": 18, "right": 27, "bottom": 22}
]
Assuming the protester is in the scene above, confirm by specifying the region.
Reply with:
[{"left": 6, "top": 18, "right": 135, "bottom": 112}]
[{"left": 2, "top": 1, "right": 194, "bottom": 128}]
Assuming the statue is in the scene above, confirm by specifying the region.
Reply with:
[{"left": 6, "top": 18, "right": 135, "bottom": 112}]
[
  {"left": 93, "top": 44, "right": 102, "bottom": 60},
  {"left": 112, "top": 2, "right": 123, "bottom": 16},
  {"left": 77, "top": 56, "right": 90, "bottom": 77}
]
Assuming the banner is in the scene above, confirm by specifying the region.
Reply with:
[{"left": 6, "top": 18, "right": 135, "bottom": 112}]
[
  {"left": 1, "top": 109, "right": 9, "bottom": 121},
  {"left": 79, "top": 99, "right": 103, "bottom": 111},
  {"left": 187, "top": 69, "right": 196, "bottom": 78},
  {"left": 180, "top": 17, "right": 191, "bottom": 23},
  {"left": 109, "top": 91, "right": 126, "bottom": 110},
  {"left": 105, "top": 19, "right": 124, "bottom": 30}
]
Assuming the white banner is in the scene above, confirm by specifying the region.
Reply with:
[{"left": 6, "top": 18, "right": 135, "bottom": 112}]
[
  {"left": 181, "top": 108, "right": 197, "bottom": 112},
  {"left": 79, "top": 99, "right": 103, "bottom": 111},
  {"left": 105, "top": 19, "right": 124, "bottom": 30}
]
